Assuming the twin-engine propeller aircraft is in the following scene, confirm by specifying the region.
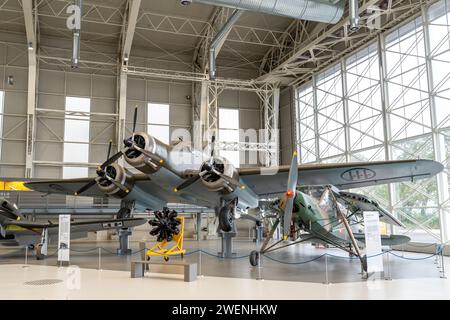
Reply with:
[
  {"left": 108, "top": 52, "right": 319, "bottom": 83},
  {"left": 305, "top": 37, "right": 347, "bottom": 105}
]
[
  {"left": 249, "top": 152, "right": 415, "bottom": 273},
  {"left": 25, "top": 108, "right": 444, "bottom": 234},
  {"left": 0, "top": 198, "right": 146, "bottom": 259}
]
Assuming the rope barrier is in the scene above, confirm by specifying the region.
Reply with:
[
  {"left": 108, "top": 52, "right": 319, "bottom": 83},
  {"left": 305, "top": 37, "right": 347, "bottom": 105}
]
[
  {"left": 46, "top": 244, "right": 446, "bottom": 265},
  {"left": 99, "top": 247, "right": 117, "bottom": 255},
  {"left": 69, "top": 247, "right": 102, "bottom": 253},
  {"left": 388, "top": 250, "right": 441, "bottom": 261}
]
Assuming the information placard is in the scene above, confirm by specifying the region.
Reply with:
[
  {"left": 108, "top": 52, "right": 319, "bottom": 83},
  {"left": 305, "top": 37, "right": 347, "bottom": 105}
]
[
  {"left": 58, "top": 214, "right": 71, "bottom": 262},
  {"left": 363, "top": 211, "right": 383, "bottom": 273},
  {"left": 40, "top": 228, "right": 48, "bottom": 256}
]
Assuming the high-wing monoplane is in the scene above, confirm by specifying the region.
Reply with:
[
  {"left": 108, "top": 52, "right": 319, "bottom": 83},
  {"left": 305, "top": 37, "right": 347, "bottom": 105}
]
[{"left": 249, "top": 152, "right": 414, "bottom": 273}]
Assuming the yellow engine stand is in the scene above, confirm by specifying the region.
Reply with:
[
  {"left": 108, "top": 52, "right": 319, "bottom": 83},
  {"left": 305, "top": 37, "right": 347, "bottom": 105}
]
[{"left": 146, "top": 216, "right": 186, "bottom": 261}]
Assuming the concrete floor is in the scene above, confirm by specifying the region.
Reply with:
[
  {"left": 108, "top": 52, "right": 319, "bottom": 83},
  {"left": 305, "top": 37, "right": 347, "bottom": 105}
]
[
  {"left": 1, "top": 263, "right": 450, "bottom": 300},
  {"left": 0, "top": 239, "right": 446, "bottom": 284}
]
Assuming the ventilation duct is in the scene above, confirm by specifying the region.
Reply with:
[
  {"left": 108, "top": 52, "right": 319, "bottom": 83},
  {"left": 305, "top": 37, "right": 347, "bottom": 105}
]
[
  {"left": 71, "top": 0, "right": 82, "bottom": 68},
  {"left": 209, "top": 10, "right": 243, "bottom": 80},
  {"left": 349, "top": 0, "right": 360, "bottom": 31},
  {"left": 188, "top": 0, "right": 345, "bottom": 24}
]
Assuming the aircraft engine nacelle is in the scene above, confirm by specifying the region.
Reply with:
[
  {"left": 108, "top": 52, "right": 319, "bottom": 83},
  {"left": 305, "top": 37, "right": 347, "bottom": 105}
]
[
  {"left": 0, "top": 199, "right": 21, "bottom": 220},
  {"left": 123, "top": 132, "right": 168, "bottom": 174},
  {"left": 96, "top": 163, "right": 135, "bottom": 198},
  {"left": 199, "top": 157, "right": 238, "bottom": 193}
]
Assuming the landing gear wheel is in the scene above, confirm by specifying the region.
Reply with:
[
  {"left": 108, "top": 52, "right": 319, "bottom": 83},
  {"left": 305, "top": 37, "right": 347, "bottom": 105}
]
[
  {"left": 164, "top": 256, "right": 169, "bottom": 262},
  {"left": 146, "top": 255, "right": 151, "bottom": 261},
  {"left": 180, "top": 253, "right": 184, "bottom": 259},
  {"left": 219, "top": 205, "right": 233, "bottom": 232},
  {"left": 249, "top": 250, "right": 260, "bottom": 267}
]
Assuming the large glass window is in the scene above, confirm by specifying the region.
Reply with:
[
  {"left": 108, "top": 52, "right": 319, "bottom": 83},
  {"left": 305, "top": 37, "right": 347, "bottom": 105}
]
[
  {"left": 294, "top": 0, "right": 450, "bottom": 244},
  {"left": 428, "top": 0, "right": 450, "bottom": 130},
  {"left": 296, "top": 84, "right": 316, "bottom": 163},
  {"left": 63, "top": 97, "right": 90, "bottom": 179},
  {"left": 385, "top": 17, "right": 431, "bottom": 141},
  {"left": 345, "top": 43, "right": 384, "bottom": 159},
  {"left": 148, "top": 103, "right": 170, "bottom": 144},
  {"left": 316, "top": 64, "right": 345, "bottom": 159},
  {"left": 219, "top": 108, "right": 240, "bottom": 168}
]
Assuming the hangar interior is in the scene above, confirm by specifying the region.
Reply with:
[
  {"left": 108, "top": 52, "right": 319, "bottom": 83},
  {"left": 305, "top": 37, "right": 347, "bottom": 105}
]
[{"left": 0, "top": 0, "right": 449, "bottom": 299}]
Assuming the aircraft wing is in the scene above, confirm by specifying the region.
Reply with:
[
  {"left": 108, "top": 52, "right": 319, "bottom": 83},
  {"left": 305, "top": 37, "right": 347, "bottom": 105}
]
[
  {"left": 354, "top": 234, "right": 411, "bottom": 246},
  {"left": 239, "top": 159, "right": 444, "bottom": 196},
  {"left": 24, "top": 175, "right": 151, "bottom": 198},
  {"left": 24, "top": 176, "right": 214, "bottom": 208},
  {"left": 376, "top": 206, "right": 404, "bottom": 228},
  {"left": 24, "top": 177, "right": 107, "bottom": 197},
  {"left": 2, "top": 218, "right": 147, "bottom": 231}
]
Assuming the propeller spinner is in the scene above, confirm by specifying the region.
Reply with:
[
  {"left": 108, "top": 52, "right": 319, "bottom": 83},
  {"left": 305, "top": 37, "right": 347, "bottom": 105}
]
[
  {"left": 173, "top": 135, "right": 241, "bottom": 193},
  {"left": 74, "top": 140, "right": 128, "bottom": 196}
]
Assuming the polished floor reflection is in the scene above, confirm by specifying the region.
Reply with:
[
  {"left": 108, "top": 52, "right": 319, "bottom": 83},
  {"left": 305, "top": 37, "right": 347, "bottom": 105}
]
[{"left": 0, "top": 239, "right": 446, "bottom": 285}]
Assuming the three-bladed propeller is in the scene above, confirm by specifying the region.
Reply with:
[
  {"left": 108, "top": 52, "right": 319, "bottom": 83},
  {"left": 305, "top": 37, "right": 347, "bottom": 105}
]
[
  {"left": 74, "top": 140, "right": 128, "bottom": 196},
  {"left": 282, "top": 151, "right": 299, "bottom": 239},
  {"left": 173, "top": 134, "right": 241, "bottom": 193},
  {"left": 123, "top": 107, "right": 139, "bottom": 149},
  {"left": 123, "top": 107, "right": 165, "bottom": 164}
]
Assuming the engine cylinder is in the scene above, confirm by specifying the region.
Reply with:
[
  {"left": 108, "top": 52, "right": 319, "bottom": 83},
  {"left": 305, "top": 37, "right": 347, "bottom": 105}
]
[{"left": 96, "top": 163, "right": 135, "bottom": 198}]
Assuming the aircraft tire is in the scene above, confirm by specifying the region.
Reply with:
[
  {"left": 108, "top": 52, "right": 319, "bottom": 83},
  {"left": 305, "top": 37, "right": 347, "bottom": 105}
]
[
  {"left": 218, "top": 205, "right": 233, "bottom": 232},
  {"left": 249, "top": 250, "right": 260, "bottom": 267}
]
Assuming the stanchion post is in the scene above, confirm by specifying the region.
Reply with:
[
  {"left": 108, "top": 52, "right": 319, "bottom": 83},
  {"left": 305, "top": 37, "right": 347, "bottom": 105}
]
[
  {"left": 435, "top": 243, "right": 439, "bottom": 265},
  {"left": 256, "top": 253, "right": 263, "bottom": 281},
  {"left": 440, "top": 246, "right": 446, "bottom": 279},
  {"left": 98, "top": 247, "right": 101, "bottom": 271},
  {"left": 24, "top": 246, "right": 28, "bottom": 266},
  {"left": 199, "top": 250, "right": 202, "bottom": 277},
  {"left": 324, "top": 254, "right": 329, "bottom": 285},
  {"left": 385, "top": 251, "right": 392, "bottom": 281}
]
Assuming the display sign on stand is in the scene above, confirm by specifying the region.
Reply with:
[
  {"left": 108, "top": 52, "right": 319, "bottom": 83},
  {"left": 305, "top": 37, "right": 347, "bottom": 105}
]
[
  {"left": 40, "top": 228, "right": 48, "bottom": 256},
  {"left": 58, "top": 214, "right": 71, "bottom": 264},
  {"left": 363, "top": 211, "right": 384, "bottom": 273}
]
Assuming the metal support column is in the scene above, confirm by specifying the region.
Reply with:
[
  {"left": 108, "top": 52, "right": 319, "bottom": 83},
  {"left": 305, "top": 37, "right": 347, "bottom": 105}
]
[
  {"left": 423, "top": 6, "right": 450, "bottom": 244},
  {"left": 117, "top": 228, "right": 132, "bottom": 255},
  {"left": 196, "top": 212, "right": 202, "bottom": 241},
  {"left": 254, "top": 223, "right": 264, "bottom": 244},
  {"left": 218, "top": 227, "right": 237, "bottom": 258},
  {"left": 378, "top": 34, "right": 397, "bottom": 235},
  {"left": 208, "top": 84, "right": 221, "bottom": 141},
  {"left": 217, "top": 205, "right": 236, "bottom": 258},
  {"left": 117, "top": 0, "right": 140, "bottom": 163},
  {"left": 117, "top": 69, "right": 127, "bottom": 164},
  {"left": 260, "top": 85, "right": 280, "bottom": 167},
  {"left": 23, "top": 0, "right": 37, "bottom": 179},
  {"left": 341, "top": 60, "right": 351, "bottom": 162}
]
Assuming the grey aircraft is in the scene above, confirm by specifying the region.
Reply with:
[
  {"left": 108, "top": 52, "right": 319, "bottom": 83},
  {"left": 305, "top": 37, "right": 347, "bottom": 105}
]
[{"left": 25, "top": 109, "right": 444, "bottom": 234}]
